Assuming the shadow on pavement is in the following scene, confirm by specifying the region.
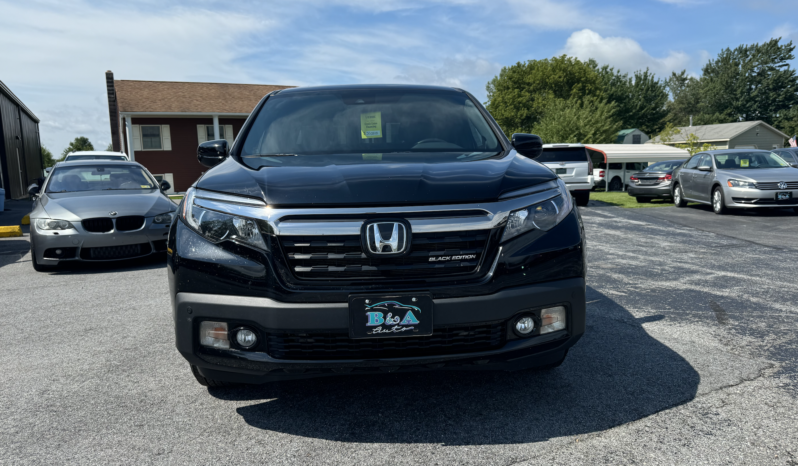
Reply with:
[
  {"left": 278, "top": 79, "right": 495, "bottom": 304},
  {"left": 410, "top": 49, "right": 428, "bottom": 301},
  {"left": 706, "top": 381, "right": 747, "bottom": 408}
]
[
  {"left": 48, "top": 254, "right": 167, "bottom": 274},
  {"left": 213, "top": 286, "right": 699, "bottom": 445}
]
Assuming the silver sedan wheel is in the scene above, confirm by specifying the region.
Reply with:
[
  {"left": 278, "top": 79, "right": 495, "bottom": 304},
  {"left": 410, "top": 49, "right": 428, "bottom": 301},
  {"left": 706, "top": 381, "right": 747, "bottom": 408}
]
[
  {"left": 713, "top": 189, "right": 723, "bottom": 213},
  {"left": 674, "top": 187, "right": 681, "bottom": 204}
]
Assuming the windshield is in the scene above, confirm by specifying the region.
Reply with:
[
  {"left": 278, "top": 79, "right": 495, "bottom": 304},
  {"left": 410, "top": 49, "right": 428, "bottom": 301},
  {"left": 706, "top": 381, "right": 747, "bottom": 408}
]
[
  {"left": 239, "top": 89, "right": 502, "bottom": 168},
  {"left": 713, "top": 152, "right": 790, "bottom": 170},
  {"left": 644, "top": 160, "right": 685, "bottom": 172},
  {"left": 47, "top": 165, "right": 156, "bottom": 193},
  {"left": 536, "top": 148, "right": 588, "bottom": 163},
  {"left": 65, "top": 155, "right": 126, "bottom": 161}
]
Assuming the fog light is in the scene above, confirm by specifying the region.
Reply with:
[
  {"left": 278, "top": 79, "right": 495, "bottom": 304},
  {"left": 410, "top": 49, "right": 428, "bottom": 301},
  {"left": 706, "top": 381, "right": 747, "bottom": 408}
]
[
  {"left": 540, "top": 306, "right": 566, "bottom": 334},
  {"left": 235, "top": 328, "right": 258, "bottom": 349},
  {"left": 199, "top": 321, "right": 229, "bottom": 349},
  {"left": 514, "top": 315, "right": 535, "bottom": 336},
  {"left": 55, "top": 249, "right": 62, "bottom": 255}
]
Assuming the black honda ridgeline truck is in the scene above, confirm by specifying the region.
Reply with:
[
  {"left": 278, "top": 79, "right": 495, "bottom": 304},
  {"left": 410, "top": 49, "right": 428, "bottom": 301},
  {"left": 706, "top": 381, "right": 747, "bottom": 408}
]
[{"left": 168, "top": 85, "right": 586, "bottom": 387}]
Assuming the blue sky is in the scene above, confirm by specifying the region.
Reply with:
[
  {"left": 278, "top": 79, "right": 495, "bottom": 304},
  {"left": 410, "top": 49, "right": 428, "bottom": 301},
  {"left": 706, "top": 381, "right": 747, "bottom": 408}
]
[{"left": 1, "top": 0, "right": 796, "bottom": 155}]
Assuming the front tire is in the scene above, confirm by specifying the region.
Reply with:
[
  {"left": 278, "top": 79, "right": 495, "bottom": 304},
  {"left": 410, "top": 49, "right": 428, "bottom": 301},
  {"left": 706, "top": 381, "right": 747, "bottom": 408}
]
[
  {"left": 673, "top": 184, "right": 687, "bottom": 207},
  {"left": 608, "top": 177, "right": 622, "bottom": 192},
  {"left": 712, "top": 187, "right": 728, "bottom": 215},
  {"left": 574, "top": 191, "right": 590, "bottom": 207}
]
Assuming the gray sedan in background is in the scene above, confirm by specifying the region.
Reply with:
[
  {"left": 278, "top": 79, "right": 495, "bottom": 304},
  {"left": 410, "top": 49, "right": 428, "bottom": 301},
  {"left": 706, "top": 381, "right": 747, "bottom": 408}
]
[
  {"left": 672, "top": 149, "right": 798, "bottom": 215},
  {"left": 28, "top": 161, "right": 177, "bottom": 271}
]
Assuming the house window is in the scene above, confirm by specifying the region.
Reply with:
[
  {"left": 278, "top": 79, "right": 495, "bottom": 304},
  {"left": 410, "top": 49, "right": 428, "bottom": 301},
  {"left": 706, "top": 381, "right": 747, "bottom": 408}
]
[
  {"left": 205, "top": 125, "right": 225, "bottom": 141},
  {"left": 141, "top": 126, "right": 162, "bottom": 150},
  {"left": 632, "top": 134, "right": 641, "bottom": 144}
]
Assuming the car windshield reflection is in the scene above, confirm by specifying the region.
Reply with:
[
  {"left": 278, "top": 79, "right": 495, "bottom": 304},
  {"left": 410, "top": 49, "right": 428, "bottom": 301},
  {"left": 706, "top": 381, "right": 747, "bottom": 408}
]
[{"left": 47, "top": 165, "right": 156, "bottom": 193}]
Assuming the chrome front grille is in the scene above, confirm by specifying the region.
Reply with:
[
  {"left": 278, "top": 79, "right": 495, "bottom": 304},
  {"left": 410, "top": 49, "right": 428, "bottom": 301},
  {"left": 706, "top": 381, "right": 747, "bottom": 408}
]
[
  {"left": 280, "top": 230, "right": 490, "bottom": 280},
  {"left": 754, "top": 181, "right": 798, "bottom": 190}
]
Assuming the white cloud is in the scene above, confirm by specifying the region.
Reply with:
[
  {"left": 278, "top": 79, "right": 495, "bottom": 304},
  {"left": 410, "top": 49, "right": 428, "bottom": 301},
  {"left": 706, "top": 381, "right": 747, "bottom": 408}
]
[
  {"left": 770, "top": 23, "right": 798, "bottom": 42},
  {"left": 505, "top": 0, "right": 609, "bottom": 30},
  {"left": 561, "top": 29, "right": 694, "bottom": 77},
  {"left": 395, "top": 57, "right": 501, "bottom": 88},
  {"left": 0, "top": 0, "right": 268, "bottom": 152}
]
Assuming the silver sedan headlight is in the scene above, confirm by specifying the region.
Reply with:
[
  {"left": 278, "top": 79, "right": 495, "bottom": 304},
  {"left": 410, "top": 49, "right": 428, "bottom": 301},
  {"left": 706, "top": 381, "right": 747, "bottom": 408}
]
[
  {"left": 727, "top": 179, "right": 757, "bottom": 189},
  {"left": 502, "top": 178, "right": 573, "bottom": 242},
  {"left": 153, "top": 212, "right": 175, "bottom": 224},
  {"left": 181, "top": 188, "right": 267, "bottom": 250},
  {"left": 35, "top": 219, "right": 74, "bottom": 230}
]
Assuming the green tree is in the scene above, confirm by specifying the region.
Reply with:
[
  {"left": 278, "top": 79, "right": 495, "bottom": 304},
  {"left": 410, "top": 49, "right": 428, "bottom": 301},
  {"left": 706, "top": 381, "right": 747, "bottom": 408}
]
[
  {"left": 776, "top": 105, "right": 798, "bottom": 145},
  {"left": 106, "top": 143, "right": 114, "bottom": 151},
  {"left": 41, "top": 146, "right": 56, "bottom": 168},
  {"left": 531, "top": 97, "right": 623, "bottom": 144},
  {"left": 486, "top": 55, "right": 604, "bottom": 135},
  {"left": 61, "top": 136, "right": 94, "bottom": 157},
  {"left": 701, "top": 38, "right": 798, "bottom": 124},
  {"left": 594, "top": 64, "right": 669, "bottom": 135}
]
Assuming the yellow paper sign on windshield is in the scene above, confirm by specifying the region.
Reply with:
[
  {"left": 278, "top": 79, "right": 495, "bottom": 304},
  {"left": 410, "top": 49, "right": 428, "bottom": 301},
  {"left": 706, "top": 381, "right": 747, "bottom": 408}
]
[
  {"left": 362, "top": 153, "right": 382, "bottom": 160},
  {"left": 361, "top": 112, "right": 382, "bottom": 139},
  {"left": 740, "top": 159, "right": 749, "bottom": 167}
]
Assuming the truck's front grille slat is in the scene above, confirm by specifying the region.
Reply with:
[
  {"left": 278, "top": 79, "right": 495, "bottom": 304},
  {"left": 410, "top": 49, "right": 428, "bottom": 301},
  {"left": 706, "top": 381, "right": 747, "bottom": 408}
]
[
  {"left": 265, "top": 322, "right": 506, "bottom": 360},
  {"left": 280, "top": 231, "right": 490, "bottom": 280}
]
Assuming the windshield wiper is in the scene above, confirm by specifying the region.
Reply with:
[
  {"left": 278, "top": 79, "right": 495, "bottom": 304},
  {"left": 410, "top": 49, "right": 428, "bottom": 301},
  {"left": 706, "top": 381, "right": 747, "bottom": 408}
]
[{"left": 243, "top": 154, "right": 298, "bottom": 158}]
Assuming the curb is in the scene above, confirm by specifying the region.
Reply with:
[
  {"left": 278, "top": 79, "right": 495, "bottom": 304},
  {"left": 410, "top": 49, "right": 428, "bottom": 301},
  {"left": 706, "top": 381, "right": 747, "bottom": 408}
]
[
  {"left": 0, "top": 226, "right": 23, "bottom": 238},
  {"left": 21, "top": 214, "right": 30, "bottom": 225}
]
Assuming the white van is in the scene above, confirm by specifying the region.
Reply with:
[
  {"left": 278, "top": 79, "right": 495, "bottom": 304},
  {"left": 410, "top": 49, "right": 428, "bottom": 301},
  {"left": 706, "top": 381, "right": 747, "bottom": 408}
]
[{"left": 537, "top": 144, "right": 594, "bottom": 206}]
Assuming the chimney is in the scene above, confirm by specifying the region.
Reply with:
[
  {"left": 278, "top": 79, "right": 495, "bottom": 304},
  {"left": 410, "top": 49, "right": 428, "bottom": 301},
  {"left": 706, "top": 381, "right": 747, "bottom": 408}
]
[{"left": 105, "top": 71, "right": 122, "bottom": 152}]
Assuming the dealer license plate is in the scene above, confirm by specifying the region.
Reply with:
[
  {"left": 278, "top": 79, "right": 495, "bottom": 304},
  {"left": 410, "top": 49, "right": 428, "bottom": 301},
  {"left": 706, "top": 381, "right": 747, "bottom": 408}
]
[
  {"left": 776, "top": 191, "right": 793, "bottom": 201},
  {"left": 349, "top": 294, "right": 433, "bottom": 339},
  {"left": 555, "top": 168, "right": 567, "bottom": 175}
]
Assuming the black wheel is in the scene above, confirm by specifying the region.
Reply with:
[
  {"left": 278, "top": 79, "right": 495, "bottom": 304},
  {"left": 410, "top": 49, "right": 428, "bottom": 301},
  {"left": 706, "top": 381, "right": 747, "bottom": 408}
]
[
  {"left": 712, "top": 187, "right": 728, "bottom": 215},
  {"left": 673, "top": 184, "right": 687, "bottom": 207},
  {"left": 30, "top": 241, "right": 56, "bottom": 272},
  {"left": 574, "top": 191, "right": 590, "bottom": 206},
  {"left": 608, "top": 177, "right": 622, "bottom": 192},
  {"left": 636, "top": 197, "right": 651, "bottom": 203},
  {"left": 190, "top": 364, "right": 237, "bottom": 388}
]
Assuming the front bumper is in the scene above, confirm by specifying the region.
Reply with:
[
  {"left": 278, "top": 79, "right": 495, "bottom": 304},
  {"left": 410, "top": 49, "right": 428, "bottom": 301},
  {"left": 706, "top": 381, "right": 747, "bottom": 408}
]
[
  {"left": 627, "top": 184, "right": 673, "bottom": 198},
  {"left": 30, "top": 219, "right": 171, "bottom": 264},
  {"left": 176, "top": 277, "right": 586, "bottom": 383},
  {"left": 725, "top": 186, "right": 798, "bottom": 208}
]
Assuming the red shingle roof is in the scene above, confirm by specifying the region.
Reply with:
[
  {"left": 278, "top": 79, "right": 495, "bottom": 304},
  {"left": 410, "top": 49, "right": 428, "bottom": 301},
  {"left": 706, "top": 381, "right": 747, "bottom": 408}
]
[{"left": 114, "top": 80, "right": 294, "bottom": 114}]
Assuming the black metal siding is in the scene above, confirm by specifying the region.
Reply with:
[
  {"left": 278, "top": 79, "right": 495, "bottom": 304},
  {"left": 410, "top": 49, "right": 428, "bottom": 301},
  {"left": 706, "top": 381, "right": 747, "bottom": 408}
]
[{"left": 0, "top": 82, "right": 42, "bottom": 199}]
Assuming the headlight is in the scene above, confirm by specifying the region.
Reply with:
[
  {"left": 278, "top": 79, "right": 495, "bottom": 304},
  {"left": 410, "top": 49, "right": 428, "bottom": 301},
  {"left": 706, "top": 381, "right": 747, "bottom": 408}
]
[
  {"left": 727, "top": 179, "right": 756, "bottom": 189},
  {"left": 153, "top": 212, "right": 175, "bottom": 224},
  {"left": 35, "top": 219, "right": 74, "bottom": 230},
  {"left": 181, "top": 188, "right": 267, "bottom": 250},
  {"left": 501, "top": 178, "right": 573, "bottom": 242}
]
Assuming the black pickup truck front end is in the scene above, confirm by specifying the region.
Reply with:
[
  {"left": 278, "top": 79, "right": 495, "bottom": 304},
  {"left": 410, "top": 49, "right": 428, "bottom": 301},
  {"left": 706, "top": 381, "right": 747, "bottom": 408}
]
[{"left": 167, "top": 84, "right": 587, "bottom": 386}]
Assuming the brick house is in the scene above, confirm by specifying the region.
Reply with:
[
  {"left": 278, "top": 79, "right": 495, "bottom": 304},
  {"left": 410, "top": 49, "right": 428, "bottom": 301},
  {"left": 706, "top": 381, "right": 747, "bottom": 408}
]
[{"left": 105, "top": 71, "right": 292, "bottom": 192}]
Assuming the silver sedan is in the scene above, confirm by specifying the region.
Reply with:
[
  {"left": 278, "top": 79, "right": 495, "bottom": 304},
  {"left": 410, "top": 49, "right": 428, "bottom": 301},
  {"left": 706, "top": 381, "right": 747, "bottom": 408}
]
[
  {"left": 28, "top": 160, "right": 178, "bottom": 271},
  {"left": 672, "top": 149, "right": 798, "bottom": 215}
]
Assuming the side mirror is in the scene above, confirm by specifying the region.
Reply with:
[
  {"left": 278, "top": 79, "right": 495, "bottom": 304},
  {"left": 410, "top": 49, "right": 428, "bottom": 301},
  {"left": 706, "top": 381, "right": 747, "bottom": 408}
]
[
  {"left": 511, "top": 133, "right": 543, "bottom": 158},
  {"left": 159, "top": 180, "right": 171, "bottom": 192},
  {"left": 28, "top": 184, "right": 40, "bottom": 197},
  {"left": 197, "top": 139, "right": 229, "bottom": 168},
  {"left": 697, "top": 165, "right": 712, "bottom": 172},
  {"left": 791, "top": 164, "right": 798, "bottom": 168}
]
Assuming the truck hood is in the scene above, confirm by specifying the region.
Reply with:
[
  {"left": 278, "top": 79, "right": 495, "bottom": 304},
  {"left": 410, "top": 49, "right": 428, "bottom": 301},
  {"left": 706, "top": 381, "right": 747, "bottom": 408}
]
[
  {"left": 39, "top": 190, "right": 176, "bottom": 221},
  {"left": 196, "top": 152, "right": 558, "bottom": 207}
]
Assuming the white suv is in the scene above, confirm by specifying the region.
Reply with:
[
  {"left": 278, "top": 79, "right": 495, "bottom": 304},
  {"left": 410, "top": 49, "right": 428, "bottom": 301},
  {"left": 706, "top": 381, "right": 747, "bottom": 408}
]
[{"left": 536, "top": 144, "right": 594, "bottom": 206}]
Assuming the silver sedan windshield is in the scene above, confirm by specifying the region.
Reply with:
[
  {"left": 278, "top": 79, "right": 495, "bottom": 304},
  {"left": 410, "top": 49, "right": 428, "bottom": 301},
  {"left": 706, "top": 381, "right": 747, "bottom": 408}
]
[
  {"left": 47, "top": 165, "right": 156, "bottom": 193},
  {"left": 713, "top": 152, "right": 790, "bottom": 169}
]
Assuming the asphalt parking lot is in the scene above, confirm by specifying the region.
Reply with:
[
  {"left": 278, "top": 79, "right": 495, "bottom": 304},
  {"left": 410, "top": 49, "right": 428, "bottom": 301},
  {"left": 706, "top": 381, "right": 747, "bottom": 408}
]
[{"left": 1, "top": 205, "right": 797, "bottom": 465}]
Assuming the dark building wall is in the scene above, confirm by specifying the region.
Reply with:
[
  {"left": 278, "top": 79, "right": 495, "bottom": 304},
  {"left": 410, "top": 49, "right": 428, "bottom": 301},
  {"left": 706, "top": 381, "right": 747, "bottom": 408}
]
[
  {"left": 122, "top": 116, "right": 245, "bottom": 192},
  {"left": 0, "top": 90, "right": 42, "bottom": 199}
]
